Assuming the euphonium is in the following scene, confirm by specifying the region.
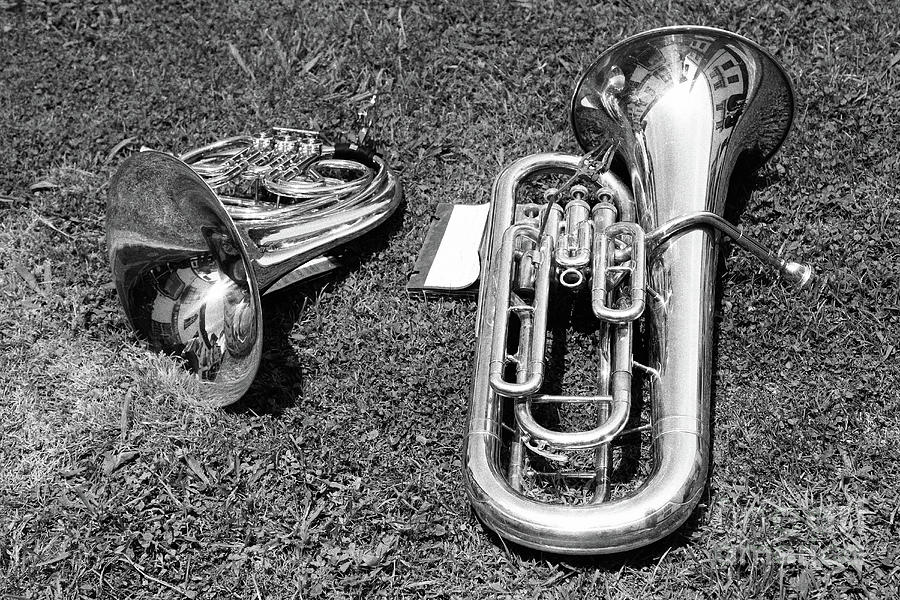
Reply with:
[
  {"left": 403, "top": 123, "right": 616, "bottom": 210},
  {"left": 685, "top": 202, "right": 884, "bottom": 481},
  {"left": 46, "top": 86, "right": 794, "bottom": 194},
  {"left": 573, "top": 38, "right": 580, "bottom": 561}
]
[
  {"left": 106, "top": 102, "right": 402, "bottom": 406},
  {"left": 463, "top": 26, "right": 812, "bottom": 554}
]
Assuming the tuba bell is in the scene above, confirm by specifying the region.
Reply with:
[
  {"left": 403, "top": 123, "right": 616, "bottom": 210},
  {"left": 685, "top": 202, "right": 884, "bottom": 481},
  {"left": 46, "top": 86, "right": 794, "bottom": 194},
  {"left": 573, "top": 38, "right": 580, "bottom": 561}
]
[
  {"left": 106, "top": 104, "right": 402, "bottom": 406},
  {"left": 463, "top": 26, "right": 812, "bottom": 554}
]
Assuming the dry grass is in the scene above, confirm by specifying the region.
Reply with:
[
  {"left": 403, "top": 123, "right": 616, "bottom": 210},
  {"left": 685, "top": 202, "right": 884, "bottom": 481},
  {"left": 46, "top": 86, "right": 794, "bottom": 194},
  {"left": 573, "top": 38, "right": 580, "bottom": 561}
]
[{"left": 2, "top": 0, "right": 899, "bottom": 598}]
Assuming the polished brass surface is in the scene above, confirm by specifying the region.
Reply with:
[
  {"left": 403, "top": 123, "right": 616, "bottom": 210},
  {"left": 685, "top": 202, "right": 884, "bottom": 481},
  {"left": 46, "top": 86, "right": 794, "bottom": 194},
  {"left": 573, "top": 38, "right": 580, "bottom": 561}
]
[
  {"left": 107, "top": 122, "right": 401, "bottom": 407},
  {"left": 463, "top": 26, "right": 812, "bottom": 554}
]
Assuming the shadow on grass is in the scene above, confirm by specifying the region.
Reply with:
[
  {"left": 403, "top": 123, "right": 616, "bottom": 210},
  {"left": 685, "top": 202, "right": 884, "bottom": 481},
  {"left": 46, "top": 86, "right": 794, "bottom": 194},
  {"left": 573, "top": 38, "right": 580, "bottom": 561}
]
[
  {"left": 707, "top": 152, "right": 778, "bottom": 506},
  {"left": 227, "top": 201, "right": 406, "bottom": 416}
]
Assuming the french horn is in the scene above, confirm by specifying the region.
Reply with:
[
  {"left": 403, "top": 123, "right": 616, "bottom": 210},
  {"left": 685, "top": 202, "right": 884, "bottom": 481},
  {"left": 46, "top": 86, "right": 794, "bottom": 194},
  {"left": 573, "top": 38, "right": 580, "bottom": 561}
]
[
  {"left": 106, "top": 101, "right": 402, "bottom": 406},
  {"left": 463, "top": 26, "right": 812, "bottom": 554}
]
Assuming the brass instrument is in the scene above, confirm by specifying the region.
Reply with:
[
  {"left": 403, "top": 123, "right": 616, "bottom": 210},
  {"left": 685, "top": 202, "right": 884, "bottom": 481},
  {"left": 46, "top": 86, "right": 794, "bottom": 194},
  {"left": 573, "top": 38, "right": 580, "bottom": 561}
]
[
  {"left": 106, "top": 100, "right": 402, "bottom": 406},
  {"left": 463, "top": 26, "right": 812, "bottom": 554}
]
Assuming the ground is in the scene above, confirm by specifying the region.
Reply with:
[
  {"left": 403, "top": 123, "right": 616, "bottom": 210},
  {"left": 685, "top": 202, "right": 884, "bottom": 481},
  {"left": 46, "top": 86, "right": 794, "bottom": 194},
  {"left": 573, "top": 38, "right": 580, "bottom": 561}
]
[{"left": 1, "top": 1, "right": 899, "bottom": 598}]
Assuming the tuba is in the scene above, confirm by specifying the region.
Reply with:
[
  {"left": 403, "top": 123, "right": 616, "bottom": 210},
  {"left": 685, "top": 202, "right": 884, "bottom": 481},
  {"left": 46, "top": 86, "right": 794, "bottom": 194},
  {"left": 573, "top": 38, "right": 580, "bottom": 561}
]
[
  {"left": 463, "top": 26, "right": 812, "bottom": 554},
  {"left": 106, "top": 102, "right": 402, "bottom": 406}
]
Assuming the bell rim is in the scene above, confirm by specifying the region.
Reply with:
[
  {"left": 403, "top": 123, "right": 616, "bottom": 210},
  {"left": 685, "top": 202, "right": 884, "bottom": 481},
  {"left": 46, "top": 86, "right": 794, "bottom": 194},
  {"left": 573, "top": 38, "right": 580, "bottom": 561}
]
[{"left": 569, "top": 25, "right": 796, "bottom": 168}]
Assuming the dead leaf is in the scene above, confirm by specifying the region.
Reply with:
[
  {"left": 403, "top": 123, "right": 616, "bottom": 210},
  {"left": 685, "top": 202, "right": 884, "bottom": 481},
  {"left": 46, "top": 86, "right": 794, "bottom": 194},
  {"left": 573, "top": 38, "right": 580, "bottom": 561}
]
[
  {"left": 227, "top": 42, "right": 255, "bottom": 83},
  {"left": 13, "top": 261, "right": 42, "bottom": 294},
  {"left": 105, "top": 137, "right": 136, "bottom": 164},
  {"left": 183, "top": 454, "right": 211, "bottom": 485},
  {"left": 102, "top": 450, "right": 140, "bottom": 475},
  {"left": 300, "top": 53, "right": 321, "bottom": 75},
  {"left": 29, "top": 180, "right": 58, "bottom": 192},
  {"left": 119, "top": 390, "right": 133, "bottom": 441},
  {"left": 34, "top": 552, "right": 71, "bottom": 568},
  {"left": 360, "top": 552, "right": 381, "bottom": 567},
  {"left": 70, "top": 485, "right": 98, "bottom": 516},
  {"left": 60, "top": 467, "right": 84, "bottom": 479},
  {"left": 890, "top": 50, "right": 900, "bottom": 69},
  {"left": 35, "top": 214, "right": 74, "bottom": 239}
]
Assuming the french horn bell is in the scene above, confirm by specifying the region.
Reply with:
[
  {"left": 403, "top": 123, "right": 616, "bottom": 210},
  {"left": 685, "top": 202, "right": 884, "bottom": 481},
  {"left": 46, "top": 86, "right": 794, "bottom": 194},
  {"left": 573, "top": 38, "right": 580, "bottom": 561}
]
[{"left": 107, "top": 120, "right": 402, "bottom": 406}]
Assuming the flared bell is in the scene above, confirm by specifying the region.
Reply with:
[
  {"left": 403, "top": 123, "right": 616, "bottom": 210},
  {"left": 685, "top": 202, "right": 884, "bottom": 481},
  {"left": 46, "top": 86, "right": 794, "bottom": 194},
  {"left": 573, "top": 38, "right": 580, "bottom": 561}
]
[
  {"left": 108, "top": 153, "right": 265, "bottom": 405},
  {"left": 571, "top": 25, "right": 795, "bottom": 220}
]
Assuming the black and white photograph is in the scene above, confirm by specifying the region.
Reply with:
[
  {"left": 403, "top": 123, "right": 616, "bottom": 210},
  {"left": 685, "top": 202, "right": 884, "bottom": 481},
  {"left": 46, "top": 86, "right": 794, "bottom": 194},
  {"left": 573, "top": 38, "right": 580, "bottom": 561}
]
[{"left": 1, "top": 1, "right": 898, "bottom": 598}]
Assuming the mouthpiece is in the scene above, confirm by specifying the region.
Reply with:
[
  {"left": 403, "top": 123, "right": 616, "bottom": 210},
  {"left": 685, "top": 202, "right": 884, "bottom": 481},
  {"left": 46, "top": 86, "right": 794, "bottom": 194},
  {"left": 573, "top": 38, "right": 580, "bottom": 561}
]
[{"left": 782, "top": 261, "right": 814, "bottom": 289}]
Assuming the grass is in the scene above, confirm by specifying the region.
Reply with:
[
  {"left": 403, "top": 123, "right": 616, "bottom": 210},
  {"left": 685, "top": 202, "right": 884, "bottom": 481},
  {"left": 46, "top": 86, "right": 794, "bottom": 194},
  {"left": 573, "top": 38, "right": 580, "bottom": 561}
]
[{"left": 2, "top": 0, "right": 899, "bottom": 598}]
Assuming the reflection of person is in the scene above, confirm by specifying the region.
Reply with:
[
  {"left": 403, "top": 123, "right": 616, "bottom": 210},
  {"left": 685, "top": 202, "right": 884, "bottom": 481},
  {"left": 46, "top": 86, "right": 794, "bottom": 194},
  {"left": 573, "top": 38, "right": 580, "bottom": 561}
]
[
  {"left": 204, "top": 333, "right": 222, "bottom": 380},
  {"left": 189, "top": 332, "right": 221, "bottom": 381},
  {"left": 183, "top": 334, "right": 203, "bottom": 373},
  {"left": 222, "top": 285, "right": 255, "bottom": 357}
]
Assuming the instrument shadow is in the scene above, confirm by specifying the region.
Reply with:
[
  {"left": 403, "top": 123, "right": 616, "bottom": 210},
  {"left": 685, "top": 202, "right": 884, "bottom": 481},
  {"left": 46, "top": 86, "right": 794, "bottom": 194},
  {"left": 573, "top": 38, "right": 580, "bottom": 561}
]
[
  {"left": 700, "top": 155, "right": 775, "bottom": 531},
  {"left": 226, "top": 206, "right": 405, "bottom": 416},
  {"left": 224, "top": 292, "right": 308, "bottom": 415}
]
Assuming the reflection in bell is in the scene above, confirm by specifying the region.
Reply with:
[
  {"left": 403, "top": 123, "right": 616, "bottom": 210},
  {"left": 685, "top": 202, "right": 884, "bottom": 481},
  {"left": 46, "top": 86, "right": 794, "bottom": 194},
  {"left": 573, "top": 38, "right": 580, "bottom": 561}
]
[{"left": 142, "top": 256, "right": 255, "bottom": 380}]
